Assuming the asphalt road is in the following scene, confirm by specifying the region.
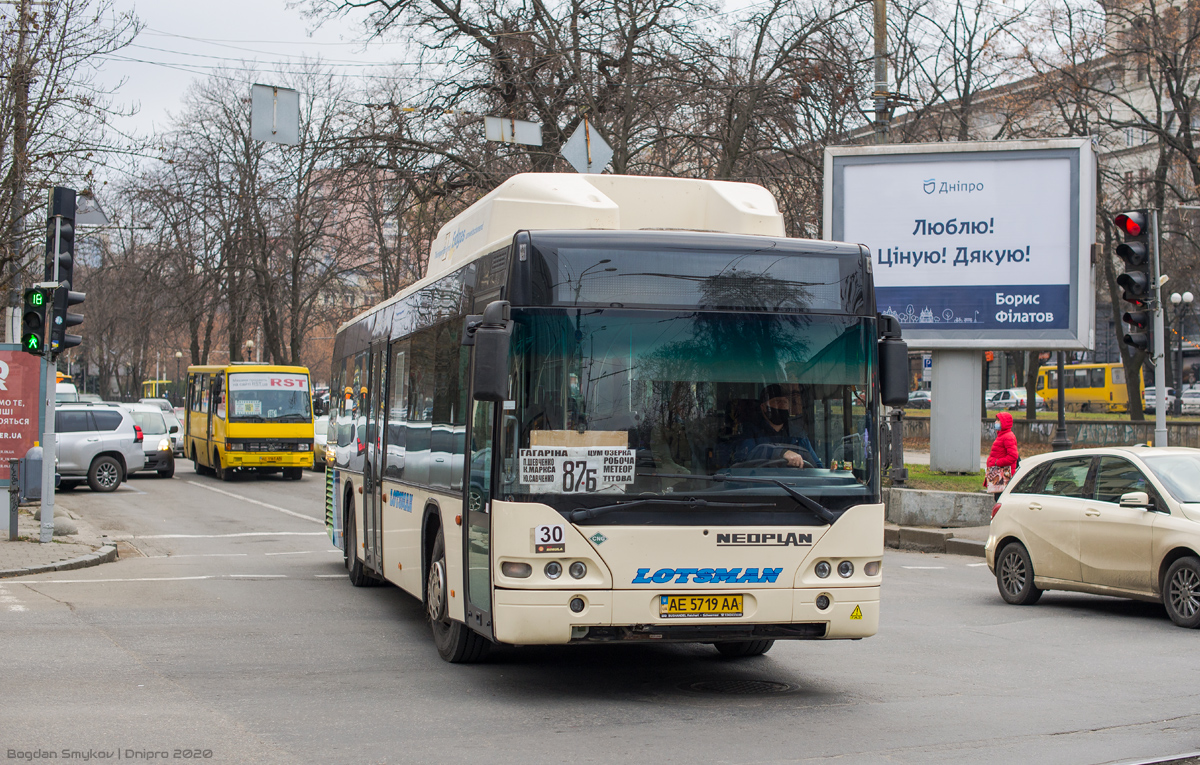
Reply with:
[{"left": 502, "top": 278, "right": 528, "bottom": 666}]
[{"left": 3, "top": 463, "right": 1200, "bottom": 765}]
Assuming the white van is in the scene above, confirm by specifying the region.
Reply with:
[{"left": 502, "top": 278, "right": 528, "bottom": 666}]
[{"left": 55, "top": 382, "right": 79, "bottom": 403}]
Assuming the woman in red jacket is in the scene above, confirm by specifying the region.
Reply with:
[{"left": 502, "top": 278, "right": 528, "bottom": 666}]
[{"left": 985, "top": 411, "right": 1020, "bottom": 500}]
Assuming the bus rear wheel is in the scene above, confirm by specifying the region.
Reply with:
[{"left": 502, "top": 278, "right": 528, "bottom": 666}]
[
  {"left": 714, "top": 639, "right": 775, "bottom": 658},
  {"left": 427, "top": 529, "right": 488, "bottom": 663},
  {"left": 213, "top": 450, "right": 230, "bottom": 481}
]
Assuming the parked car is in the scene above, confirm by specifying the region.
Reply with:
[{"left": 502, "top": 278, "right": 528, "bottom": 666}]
[
  {"left": 139, "top": 397, "right": 175, "bottom": 414},
  {"left": 313, "top": 415, "right": 330, "bottom": 470},
  {"left": 987, "top": 446, "right": 1200, "bottom": 627},
  {"left": 123, "top": 403, "right": 178, "bottom": 478},
  {"left": 987, "top": 387, "right": 1037, "bottom": 410},
  {"left": 55, "top": 403, "right": 147, "bottom": 492},
  {"left": 162, "top": 409, "right": 185, "bottom": 456},
  {"left": 1180, "top": 389, "right": 1200, "bottom": 416},
  {"left": 1144, "top": 386, "right": 1176, "bottom": 414},
  {"left": 907, "top": 390, "right": 932, "bottom": 409}
]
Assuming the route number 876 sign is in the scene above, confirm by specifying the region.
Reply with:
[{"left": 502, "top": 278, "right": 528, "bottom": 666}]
[{"left": 518, "top": 446, "right": 636, "bottom": 494}]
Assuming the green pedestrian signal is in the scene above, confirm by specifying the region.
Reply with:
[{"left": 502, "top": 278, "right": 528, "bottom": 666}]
[{"left": 21, "top": 287, "right": 51, "bottom": 356}]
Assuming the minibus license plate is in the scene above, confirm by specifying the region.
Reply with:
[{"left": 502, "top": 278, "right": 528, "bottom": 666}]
[
  {"left": 659, "top": 595, "right": 743, "bottom": 618},
  {"left": 261, "top": 455, "right": 281, "bottom": 463}
]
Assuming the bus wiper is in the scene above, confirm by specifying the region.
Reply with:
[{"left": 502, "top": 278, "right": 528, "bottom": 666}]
[
  {"left": 646, "top": 472, "right": 841, "bottom": 525},
  {"left": 233, "top": 415, "right": 267, "bottom": 423},
  {"left": 271, "top": 414, "right": 310, "bottom": 423},
  {"left": 568, "top": 497, "right": 776, "bottom": 523}
]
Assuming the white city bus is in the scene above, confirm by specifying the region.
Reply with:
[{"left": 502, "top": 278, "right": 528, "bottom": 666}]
[{"left": 324, "top": 174, "right": 909, "bottom": 662}]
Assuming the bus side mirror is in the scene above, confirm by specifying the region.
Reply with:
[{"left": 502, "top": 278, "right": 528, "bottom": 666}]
[
  {"left": 877, "top": 314, "right": 910, "bottom": 408},
  {"left": 466, "top": 300, "right": 513, "bottom": 402}
]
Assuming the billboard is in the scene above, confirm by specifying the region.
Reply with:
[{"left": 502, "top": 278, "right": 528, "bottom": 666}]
[
  {"left": 824, "top": 139, "right": 1095, "bottom": 349},
  {"left": 0, "top": 347, "right": 43, "bottom": 484}
]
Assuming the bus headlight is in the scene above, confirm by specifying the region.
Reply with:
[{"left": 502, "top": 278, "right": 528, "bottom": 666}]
[
  {"left": 815, "top": 561, "right": 831, "bottom": 578},
  {"left": 157, "top": 438, "right": 171, "bottom": 452},
  {"left": 569, "top": 561, "right": 587, "bottom": 579},
  {"left": 838, "top": 560, "right": 854, "bottom": 578},
  {"left": 501, "top": 561, "right": 532, "bottom": 578},
  {"left": 544, "top": 561, "right": 563, "bottom": 579}
]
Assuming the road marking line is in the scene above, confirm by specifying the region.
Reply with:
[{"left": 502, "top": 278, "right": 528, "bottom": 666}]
[
  {"left": 901, "top": 566, "right": 946, "bottom": 570},
  {"left": 228, "top": 574, "right": 287, "bottom": 578},
  {"left": 9, "top": 604, "right": 27, "bottom": 611},
  {"left": 136, "top": 532, "right": 325, "bottom": 539},
  {"left": 148, "top": 553, "right": 250, "bottom": 559},
  {"left": 264, "top": 550, "right": 324, "bottom": 556},
  {"left": 185, "top": 481, "right": 322, "bottom": 524},
  {"left": 117, "top": 485, "right": 148, "bottom": 495},
  {"left": 315, "top": 574, "right": 344, "bottom": 578},
  {"left": 967, "top": 562, "right": 989, "bottom": 567},
  {"left": 21, "top": 576, "right": 216, "bottom": 583}
]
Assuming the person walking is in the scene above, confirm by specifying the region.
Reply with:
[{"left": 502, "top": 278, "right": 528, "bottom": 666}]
[{"left": 985, "top": 411, "right": 1020, "bottom": 500}]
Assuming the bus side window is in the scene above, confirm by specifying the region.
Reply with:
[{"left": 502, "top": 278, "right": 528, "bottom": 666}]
[
  {"left": 337, "top": 356, "right": 356, "bottom": 450},
  {"left": 213, "top": 375, "right": 225, "bottom": 420},
  {"left": 384, "top": 341, "right": 409, "bottom": 480},
  {"left": 1090, "top": 368, "right": 1105, "bottom": 388},
  {"left": 1036, "top": 376, "right": 1044, "bottom": 391},
  {"left": 200, "top": 374, "right": 209, "bottom": 414},
  {"left": 1113, "top": 367, "right": 1126, "bottom": 386}
]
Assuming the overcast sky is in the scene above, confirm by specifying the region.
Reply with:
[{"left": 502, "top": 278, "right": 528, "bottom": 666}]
[{"left": 99, "top": 0, "right": 399, "bottom": 137}]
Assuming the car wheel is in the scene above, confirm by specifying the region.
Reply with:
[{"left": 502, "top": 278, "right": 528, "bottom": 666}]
[
  {"left": 87, "top": 456, "right": 123, "bottom": 493},
  {"left": 1163, "top": 557, "right": 1200, "bottom": 628},
  {"left": 714, "top": 639, "right": 775, "bottom": 658},
  {"left": 996, "top": 542, "right": 1042, "bottom": 605},
  {"left": 283, "top": 467, "right": 303, "bottom": 481},
  {"left": 427, "top": 529, "right": 489, "bottom": 663},
  {"left": 213, "top": 450, "right": 230, "bottom": 481},
  {"left": 157, "top": 464, "right": 175, "bottom": 479}
]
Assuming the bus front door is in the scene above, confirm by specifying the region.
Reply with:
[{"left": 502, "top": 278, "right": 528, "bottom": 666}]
[
  {"left": 363, "top": 346, "right": 385, "bottom": 576},
  {"left": 464, "top": 400, "right": 495, "bottom": 638}
]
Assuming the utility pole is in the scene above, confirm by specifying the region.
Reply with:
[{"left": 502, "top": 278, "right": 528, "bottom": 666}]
[
  {"left": 1151, "top": 208, "right": 1167, "bottom": 447},
  {"left": 873, "top": 0, "right": 889, "bottom": 145},
  {"left": 6, "top": 0, "right": 32, "bottom": 323}
]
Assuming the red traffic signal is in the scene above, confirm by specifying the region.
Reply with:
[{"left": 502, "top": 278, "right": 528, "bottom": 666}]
[{"left": 1115, "top": 210, "right": 1146, "bottom": 237}]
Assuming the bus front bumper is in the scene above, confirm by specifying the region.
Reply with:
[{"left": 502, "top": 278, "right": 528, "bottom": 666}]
[
  {"left": 225, "top": 451, "right": 314, "bottom": 469},
  {"left": 491, "top": 585, "right": 879, "bottom": 645}
]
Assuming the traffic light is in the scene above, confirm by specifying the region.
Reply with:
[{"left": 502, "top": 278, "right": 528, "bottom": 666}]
[
  {"left": 51, "top": 285, "right": 85, "bottom": 352},
  {"left": 20, "top": 287, "right": 52, "bottom": 355},
  {"left": 1115, "top": 209, "right": 1152, "bottom": 352},
  {"left": 45, "top": 187, "right": 77, "bottom": 288}
]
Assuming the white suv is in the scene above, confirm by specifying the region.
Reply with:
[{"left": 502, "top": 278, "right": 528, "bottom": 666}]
[{"left": 55, "top": 404, "right": 147, "bottom": 492}]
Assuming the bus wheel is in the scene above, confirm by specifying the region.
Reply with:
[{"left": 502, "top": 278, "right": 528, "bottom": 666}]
[
  {"left": 427, "top": 529, "right": 489, "bottom": 663},
  {"left": 213, "top": 451, "right": 230, "bottom": 481},
  {"left": 714, "top": 640, "right": 775, "bottom": 658},
  {"left": 345, "top": 500, "right": 373, "bottom": 587},
  {"left": 191, "top": 446, "right": 211, "bottom": 476}
]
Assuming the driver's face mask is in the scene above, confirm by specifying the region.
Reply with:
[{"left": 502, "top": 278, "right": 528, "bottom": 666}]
[{"left": 764, "top": 402, "right": 790, "bottom": 425}]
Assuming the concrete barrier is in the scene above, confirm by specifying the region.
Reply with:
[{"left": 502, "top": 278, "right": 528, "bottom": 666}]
[{"left": 884, "top": 487, "right": 993, "bottom": 527}]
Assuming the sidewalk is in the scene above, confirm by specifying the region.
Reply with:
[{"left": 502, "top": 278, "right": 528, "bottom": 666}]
[{"left": 1, "top": 498, "right": 118, "bottom": 578}]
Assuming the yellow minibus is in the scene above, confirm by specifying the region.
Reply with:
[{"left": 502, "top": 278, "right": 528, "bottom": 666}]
[
  {"left": 1035, "top": 362, "right": 1143, "bottom": 413},
  {"left": 184, "top": 363, "right": 315, "bottom": 480}
]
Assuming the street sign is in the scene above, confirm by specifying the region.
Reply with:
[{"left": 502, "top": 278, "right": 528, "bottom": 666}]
[
  {"left": 922, "top": 354, "right": 932, "bottom": 382},
  {"left": 560, "top": 120, "right": 612, "bottom": 174},
  {"left": 251, "top": 84, "right": 300, "bottom": 146},
  {"left": 484, "top": 116, "right": 543, "bottom": 146}
]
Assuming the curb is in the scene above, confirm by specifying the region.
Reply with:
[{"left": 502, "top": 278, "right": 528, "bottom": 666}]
[
  {"left": 0, "top": 544, "right": 118, "bottom": 579},
  {"left": 885, "top": 527, "right": 986, "bottom": 558}
]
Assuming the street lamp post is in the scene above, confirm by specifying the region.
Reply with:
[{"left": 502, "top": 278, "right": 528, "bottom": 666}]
[
  {"left": 174, "top": 351, "right": 183, "bottom": 405},
  {"left": 1171, "top": 291, "right": 1194, "bottom": 415}
]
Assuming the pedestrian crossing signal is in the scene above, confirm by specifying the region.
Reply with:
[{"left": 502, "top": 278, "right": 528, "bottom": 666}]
[{"left": 21, "top": 287, "right": 51, "bottom": 356}]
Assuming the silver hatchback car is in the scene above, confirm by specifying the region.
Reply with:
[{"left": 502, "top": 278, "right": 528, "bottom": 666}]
[{"left": 55, "top": 403, "right": 147, "bottom": 492}]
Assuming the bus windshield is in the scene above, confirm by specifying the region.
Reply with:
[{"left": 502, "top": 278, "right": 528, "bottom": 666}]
[
  {"left": 501, "top": 309, "right": 877, "bottom": 515},
  {"left": 228, "top": 373, "right": 312, "bottom": 422}
]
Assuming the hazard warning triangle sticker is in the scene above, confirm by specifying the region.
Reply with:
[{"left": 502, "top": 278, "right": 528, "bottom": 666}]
[{"left": 850, "top": 605, "right": 863, "bottom": 620}]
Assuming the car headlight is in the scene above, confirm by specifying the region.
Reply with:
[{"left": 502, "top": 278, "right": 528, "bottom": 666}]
[{"left": 158, "top": 438, "right": 171, "bottom": 451}]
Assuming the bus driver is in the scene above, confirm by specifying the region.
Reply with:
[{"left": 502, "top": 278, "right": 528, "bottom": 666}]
[{"left": 736, "top": 383, "right": 821, "bottom": 468}]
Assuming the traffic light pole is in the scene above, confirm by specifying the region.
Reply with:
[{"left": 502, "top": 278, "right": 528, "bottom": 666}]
[
  {"left": 38, "top": 212, "right": 63, "bottom": 543},
  {"left": 1152, "top": 209, "right": 1167, "bottom": 447}
]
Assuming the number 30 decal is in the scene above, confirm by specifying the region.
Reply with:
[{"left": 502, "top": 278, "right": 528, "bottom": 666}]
[{"left": 535, "top": 524, "right": 564, "bottom": 544}]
